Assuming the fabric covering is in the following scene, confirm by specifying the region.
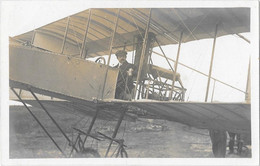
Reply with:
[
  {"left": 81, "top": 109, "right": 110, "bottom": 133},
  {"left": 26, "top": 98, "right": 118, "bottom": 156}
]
[{"left": 13, "top": 8, "right": 250, "bottom": 57}]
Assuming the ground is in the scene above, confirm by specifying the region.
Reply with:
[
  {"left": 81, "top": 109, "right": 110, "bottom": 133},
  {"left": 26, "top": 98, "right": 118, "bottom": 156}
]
[{"left": 9, "top": 105, "right": 251, "bottom": 158}]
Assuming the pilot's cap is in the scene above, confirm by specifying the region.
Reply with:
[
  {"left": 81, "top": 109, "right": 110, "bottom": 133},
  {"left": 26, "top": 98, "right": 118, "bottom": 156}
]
[{"left": 115, "top": 50, "right": 127, "bottom": 57}]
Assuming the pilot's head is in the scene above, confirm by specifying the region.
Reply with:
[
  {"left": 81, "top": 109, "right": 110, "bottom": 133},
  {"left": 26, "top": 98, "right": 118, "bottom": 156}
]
[{"left": 115, "top": 50, "right": 127, "bottom": 64}]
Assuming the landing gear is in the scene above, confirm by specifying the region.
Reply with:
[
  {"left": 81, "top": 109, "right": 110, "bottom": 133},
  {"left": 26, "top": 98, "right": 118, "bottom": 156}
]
[
  {"left": 70, "top": 127, "right": 101, "bottom": 158},
  {"left": 98, "top": 132, "right": 128, "bottom": 158},
  {"left": 70, "top": 103, "right": 129, "bottom": 158},
  {"left": 12, "top": 87, "right": 129, "bottom": 158},
  {"left": 116, "top": 144, "right": 128, "bottom": 158},
  {"left": 74, "top": 147, "right": 101, "bottom": 158}
]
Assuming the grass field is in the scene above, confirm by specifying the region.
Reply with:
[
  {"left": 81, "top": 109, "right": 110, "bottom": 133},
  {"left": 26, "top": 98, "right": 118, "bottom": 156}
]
[{"left": 9, "top": 105, "right": 250, "bottom": 158}]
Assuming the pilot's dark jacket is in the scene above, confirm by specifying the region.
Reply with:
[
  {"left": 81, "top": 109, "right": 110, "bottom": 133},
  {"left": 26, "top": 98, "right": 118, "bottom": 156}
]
[{"left": 114, "top": 61, "right": 137, "bottom": 99}]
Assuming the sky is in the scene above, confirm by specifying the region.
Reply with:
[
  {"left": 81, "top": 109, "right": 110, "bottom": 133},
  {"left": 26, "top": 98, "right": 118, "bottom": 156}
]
[{"left": 1, "top": 1, "right": 254, "bottom": 103}]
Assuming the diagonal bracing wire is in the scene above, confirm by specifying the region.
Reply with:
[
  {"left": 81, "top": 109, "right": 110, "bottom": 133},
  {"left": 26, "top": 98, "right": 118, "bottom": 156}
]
[
  {"left": 172, "top": 9, "right": 198, "bottom": 40},
  {"left": 183, "top": 14, "right": 208, "bottom": 42},
  {"left": 127, "top": 9, "right": 144, "bottom": 38}
]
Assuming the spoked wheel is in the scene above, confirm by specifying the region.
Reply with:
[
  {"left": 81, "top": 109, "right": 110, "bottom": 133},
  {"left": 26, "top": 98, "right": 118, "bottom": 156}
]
[
  {"left": 115, "top": 147, "right": 128, "bottom": 158},
  {"left": 74, "top": 147, "right": 101, "bottom": 158},
  {"left": 120, "top": 147, "right": 128, "bottom": 158}
]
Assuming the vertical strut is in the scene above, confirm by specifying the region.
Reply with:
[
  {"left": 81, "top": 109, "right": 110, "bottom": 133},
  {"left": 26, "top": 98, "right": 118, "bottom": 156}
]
[
  {"left": 80, "top": 9, "right": 92, "bottom": 58},
  {"left": 211, "top": 79, "right": 216, "bottom": 102},
  {"left": 83, "top": 105, "right": 100, "bottom": 145},
  {"left": 245, "top": 57, "right": 251, "bottom": 103},
  {"left": 169, "top": 31, "right": 183, "bottom": 99},
  {"left": 205, "top": 24, "right": 218, "bottom": 102},
  {"left": 11, "top": 88, "right": 66, "bottom": 157},
  {"left": 101, "top": 9, "right": 121, "bottom": 99},
  {"left": 61, "top": 17, "right": 70, "bottom": 54},
  {"left": 31, "top": 30, "right": 36, "bottom": 45},
  {"left": 133, "top": 8, "right": 152, "bottom": 99},
  {"left": 105, "top": 105, "right": 126, "bottom": 157}
]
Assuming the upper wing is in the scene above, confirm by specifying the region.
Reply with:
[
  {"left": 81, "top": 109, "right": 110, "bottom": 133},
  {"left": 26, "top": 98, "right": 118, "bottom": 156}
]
[{"left": 12, "top": 8, "right": 250, "bottom": 57}]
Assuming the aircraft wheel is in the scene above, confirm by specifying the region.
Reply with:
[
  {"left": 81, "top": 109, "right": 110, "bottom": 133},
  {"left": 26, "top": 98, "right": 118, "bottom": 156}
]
[
  {"left": 115, "top": 147, "right": 128, "bottom": 158},
  {"left": 74, "top": 147, "right": 101, "bottom": 158},
  {"left": 120, "top": 148, "right": 128, "bottom": 158}
]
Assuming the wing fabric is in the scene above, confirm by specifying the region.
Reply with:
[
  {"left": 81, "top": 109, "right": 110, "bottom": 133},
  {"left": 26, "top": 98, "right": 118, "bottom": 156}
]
[
  {"left": 131, "top": 101, "right": 250, "bottom": 134},
  {"left": 13, "top": 8, "right": 250, "bottom": 57},
  {"left": 11, "top": 93, "right": 250, "bottom": 134}
]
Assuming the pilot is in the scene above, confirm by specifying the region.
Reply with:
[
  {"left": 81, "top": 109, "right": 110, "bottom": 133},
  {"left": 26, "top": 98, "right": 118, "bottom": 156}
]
[{"left": 114, "top": 50, "right": 137, "bottom": 100}]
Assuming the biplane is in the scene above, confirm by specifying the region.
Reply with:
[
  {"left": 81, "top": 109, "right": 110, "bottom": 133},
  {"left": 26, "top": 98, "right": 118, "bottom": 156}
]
[{"left": 9, "top": 8, "right": 251, "bottom": 158}]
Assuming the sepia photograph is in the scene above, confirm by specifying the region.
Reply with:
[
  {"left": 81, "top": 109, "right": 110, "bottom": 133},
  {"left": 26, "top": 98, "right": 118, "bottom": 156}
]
[{"left": 1, "top": 0, "right": 259, "bottom": 165}]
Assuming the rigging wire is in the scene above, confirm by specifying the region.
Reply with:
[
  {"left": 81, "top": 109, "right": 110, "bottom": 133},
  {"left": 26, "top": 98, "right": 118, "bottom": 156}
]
[
  {"left": 73, "top": 115, "right": 89, "bottom": 128},
  {"left": 183, "top": 14, "right": 208, "bottom": 42},
  {"left": 130, "top": 9, "right": 179, "bottom": 43},
  {"left": 170, "top": 9, "right": 240, "bottom": 101},
  {"left": 127, "top": 9, "right": 144, "bottom": 39},
  {"left": 172, "top": 9, "right": 198, "bottom": 41},
  {"left": 186, "top": 51, "right": 208, "bottom": 101},
  {"left": 122, "top": 121, "right": 127, "bottom": 138},
  {"left": 82, "top": 117, "right": 91, "bottom": 129},
  {"left": 149, "top": 9, "right": 210, "bottom": 101}
]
